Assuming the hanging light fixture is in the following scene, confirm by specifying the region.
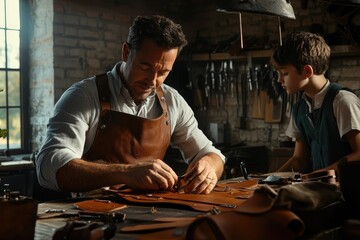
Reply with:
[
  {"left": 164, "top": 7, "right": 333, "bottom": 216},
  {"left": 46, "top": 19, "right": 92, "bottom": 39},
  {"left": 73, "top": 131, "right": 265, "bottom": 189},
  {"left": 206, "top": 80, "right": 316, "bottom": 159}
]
[
  {"left": 216, "top": 0, "right": 296, "bottom": 47},
  {"left": 216, "top": 0, "right": 296, "bottom": 19}
]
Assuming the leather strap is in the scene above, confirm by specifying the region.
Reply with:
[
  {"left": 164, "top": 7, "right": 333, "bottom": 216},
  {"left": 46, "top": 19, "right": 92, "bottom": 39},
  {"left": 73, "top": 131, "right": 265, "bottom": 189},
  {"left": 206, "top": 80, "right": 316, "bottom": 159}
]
[
  {"left": 95, "top": 73, "right": 111, "bottom": 111},
  {"left": 121, "top": 218, "right": 194, "bottom": 232},
  {"left": 105, "top": 179, "right": 258, "bottom": 212},
  {"left": 74, "top": 199, "right": 127, "bottom": 213},
  {"left": 186, "top": 209, "right": 305, "bottom": 240}
]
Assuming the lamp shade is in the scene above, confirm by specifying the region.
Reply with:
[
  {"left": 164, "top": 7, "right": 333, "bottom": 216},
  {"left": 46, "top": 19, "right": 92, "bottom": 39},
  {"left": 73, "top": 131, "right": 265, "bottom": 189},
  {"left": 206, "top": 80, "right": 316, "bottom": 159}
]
[{"left": 217, "top": 0, "right": 296, "bottom": 19}]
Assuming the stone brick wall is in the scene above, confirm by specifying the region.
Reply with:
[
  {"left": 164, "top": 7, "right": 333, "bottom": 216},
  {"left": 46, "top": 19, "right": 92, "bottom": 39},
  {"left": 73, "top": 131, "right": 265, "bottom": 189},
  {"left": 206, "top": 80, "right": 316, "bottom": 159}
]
[
  {"left": 52, "top": 1, "right": 131, "bottom": 100},
  {"left": 29, "top": 0, "right": 360, "bottom": 150}
]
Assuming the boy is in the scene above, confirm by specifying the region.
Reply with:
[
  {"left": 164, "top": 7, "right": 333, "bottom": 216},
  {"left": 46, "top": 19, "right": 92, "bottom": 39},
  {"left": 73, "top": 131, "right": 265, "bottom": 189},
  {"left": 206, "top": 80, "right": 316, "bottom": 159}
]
[{"left": 271, "top": 32, "right": 360, "bottom": 173}]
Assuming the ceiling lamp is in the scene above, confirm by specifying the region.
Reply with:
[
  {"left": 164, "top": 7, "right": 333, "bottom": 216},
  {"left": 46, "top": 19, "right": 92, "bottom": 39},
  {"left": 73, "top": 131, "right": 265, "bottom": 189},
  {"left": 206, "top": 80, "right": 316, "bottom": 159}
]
[
  {"left": 216, "top": 0, "right": 296, "bottom": 19},
  {"left": 216, "top": 0, "right": 296, "bottom": 47}
]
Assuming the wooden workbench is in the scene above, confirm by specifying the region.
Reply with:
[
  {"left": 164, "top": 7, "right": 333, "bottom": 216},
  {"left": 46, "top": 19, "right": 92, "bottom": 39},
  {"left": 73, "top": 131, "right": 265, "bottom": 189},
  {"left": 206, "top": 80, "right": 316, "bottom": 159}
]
[{"left": 35, "top": 198, "right": 203, "bottom": 240}]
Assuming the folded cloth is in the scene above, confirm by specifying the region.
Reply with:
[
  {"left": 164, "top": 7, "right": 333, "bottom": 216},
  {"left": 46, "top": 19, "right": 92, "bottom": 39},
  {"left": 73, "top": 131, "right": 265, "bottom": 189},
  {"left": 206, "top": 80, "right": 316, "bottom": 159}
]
[{"left": 274, "top": 182, "right": 341, "bottom": 211}]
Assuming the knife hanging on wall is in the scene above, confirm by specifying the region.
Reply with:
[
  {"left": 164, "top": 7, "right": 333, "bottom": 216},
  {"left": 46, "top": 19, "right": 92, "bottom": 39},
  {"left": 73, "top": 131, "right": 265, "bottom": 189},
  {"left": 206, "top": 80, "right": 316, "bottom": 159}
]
[
  {"left": 264, "top": 67, "right": 284, "bottom": 123},
  {"left": 251, "top": 64, "right": 266, "bottom": 119}
]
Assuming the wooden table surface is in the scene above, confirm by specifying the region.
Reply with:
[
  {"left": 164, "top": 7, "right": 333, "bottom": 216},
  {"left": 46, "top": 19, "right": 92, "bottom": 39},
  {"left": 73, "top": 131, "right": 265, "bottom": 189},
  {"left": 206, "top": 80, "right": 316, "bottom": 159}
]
[
  {"left": 36, "top": 174, "right": 339, "bottom": 240},
  {"left": 35, "top": 197, "right": 207, "bottom": 240}
]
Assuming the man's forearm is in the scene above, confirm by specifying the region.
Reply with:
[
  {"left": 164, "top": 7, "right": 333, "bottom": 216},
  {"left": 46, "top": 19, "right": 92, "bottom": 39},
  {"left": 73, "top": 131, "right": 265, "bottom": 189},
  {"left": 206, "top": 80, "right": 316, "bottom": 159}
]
[{"left": 56, "top": 159, "right": 126, "bottom": 192}]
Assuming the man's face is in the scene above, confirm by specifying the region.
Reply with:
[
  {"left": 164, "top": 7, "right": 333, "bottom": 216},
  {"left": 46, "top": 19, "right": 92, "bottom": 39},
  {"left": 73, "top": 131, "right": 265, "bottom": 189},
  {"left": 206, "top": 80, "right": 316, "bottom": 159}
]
[
  {"left": 122, "top": 39, "right": 178, "bottom": 104},
  {"left": 276, "top": 65, "right": 308, "bottom": 95}
]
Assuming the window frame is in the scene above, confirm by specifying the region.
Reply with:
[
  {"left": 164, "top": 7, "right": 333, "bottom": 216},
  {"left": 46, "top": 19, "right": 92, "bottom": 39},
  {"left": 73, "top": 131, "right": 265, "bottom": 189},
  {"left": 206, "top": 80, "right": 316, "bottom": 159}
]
[{"left": 0, "top": 0, "right": 30, "bottom": 155}]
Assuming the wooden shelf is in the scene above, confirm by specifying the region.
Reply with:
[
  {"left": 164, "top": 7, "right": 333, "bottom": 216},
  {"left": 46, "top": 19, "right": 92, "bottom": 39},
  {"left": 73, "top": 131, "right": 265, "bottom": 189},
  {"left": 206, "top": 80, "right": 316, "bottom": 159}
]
[
  {"left": 191, "top": 49, "right": 272, "bottom": 61},
  {"left": 189, "top": 45, "right": 360, "bottom": 62}
]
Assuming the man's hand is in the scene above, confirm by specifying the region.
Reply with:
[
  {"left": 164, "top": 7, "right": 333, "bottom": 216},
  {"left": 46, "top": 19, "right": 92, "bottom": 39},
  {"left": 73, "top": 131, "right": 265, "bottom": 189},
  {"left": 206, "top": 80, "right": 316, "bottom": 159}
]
[
  {"left": 122, "top": 159, "right": 178, "bottom": 191},
  {"left": 182, "top": 153, "right": 224, "bottom": 194}
]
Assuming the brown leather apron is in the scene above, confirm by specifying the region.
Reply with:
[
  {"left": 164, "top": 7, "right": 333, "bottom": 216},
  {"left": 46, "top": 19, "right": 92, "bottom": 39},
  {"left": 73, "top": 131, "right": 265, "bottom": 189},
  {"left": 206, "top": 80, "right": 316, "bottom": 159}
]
[{"left": 83, "top": 73, "right": 171, "bottom": 163}]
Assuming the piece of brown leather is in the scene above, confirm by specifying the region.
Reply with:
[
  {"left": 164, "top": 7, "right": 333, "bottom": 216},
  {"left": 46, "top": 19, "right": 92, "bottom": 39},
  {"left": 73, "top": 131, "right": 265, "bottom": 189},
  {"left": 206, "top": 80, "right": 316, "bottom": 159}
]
[
  {"left": 186, "top": 209, "right": 305, "bottom": 240},
  {"left": 83, "top": 73, "right": 171, "bottom": 163},
  {"left": 74, "top": 199, "right": 127, "bottom": 213},
  {"left": 136, "top": 209, "right": 305, "bottom": 240},
  {"left": 105, "top": 179, "right": 258, "bottom": 212},
  {"left": 121, "top": 218, "right": 195, "bottom": 232}
]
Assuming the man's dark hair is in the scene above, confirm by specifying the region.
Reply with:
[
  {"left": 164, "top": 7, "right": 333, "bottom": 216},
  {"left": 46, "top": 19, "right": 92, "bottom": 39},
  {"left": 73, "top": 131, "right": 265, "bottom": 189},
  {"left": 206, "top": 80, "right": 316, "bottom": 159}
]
[
  {"left": 271, "top": 32, "right": 330, "bottom": 75},
  {"left": 127, "top": 15, "right": 188, "bottom": 54}
]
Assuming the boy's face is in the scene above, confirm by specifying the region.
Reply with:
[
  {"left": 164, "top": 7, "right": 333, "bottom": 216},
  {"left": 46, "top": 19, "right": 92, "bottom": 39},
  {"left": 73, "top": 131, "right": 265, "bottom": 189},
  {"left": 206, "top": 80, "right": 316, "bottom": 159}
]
[{"left": 276, "top": 65, "right": 308, "bottom": 95}]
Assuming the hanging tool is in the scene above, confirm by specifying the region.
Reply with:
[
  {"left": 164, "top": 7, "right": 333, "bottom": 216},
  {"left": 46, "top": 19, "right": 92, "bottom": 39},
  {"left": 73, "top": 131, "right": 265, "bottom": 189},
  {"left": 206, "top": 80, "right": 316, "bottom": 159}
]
[
  {"left": 208, "top": 61, "right": 218, "bottom": 108},
  {"left": 218, "top": 62, "right": 224, "bottom": 109},
  {"left": 251, "top": 65, "right": 266, "bottom": 119},
  {"left": 228, "top": 60, "right": 235, "bottom": 98},
  {"left": 204, "top": 61, "right": 211, "bottom": 110},
  {"left": 235, "top": 66, "right": 242, "bottom": 129},
  {"left": 240, "top": 69, "right": 247, "bottom": 129}
]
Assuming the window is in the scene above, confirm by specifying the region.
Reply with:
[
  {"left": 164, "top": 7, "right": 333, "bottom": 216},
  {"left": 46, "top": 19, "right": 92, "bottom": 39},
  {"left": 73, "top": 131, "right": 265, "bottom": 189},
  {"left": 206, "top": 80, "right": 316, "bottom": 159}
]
[{"left": 0, "top": 0, "right": 29, "bottom": 155}]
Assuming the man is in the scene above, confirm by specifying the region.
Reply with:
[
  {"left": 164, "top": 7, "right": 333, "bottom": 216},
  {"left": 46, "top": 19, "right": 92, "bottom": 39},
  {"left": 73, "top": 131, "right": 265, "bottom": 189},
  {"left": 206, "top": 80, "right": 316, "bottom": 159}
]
[
  {"left": 36, "top": 15, "right": 225, "bottom": 194},
  {"left": 271, "top": 31, "right": 360, "bottom": 173}
]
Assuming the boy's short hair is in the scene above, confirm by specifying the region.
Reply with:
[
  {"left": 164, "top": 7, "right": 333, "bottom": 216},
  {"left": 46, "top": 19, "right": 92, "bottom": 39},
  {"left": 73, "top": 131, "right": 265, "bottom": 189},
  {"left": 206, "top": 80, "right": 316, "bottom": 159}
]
[{"left": 271, "top": 32, "right": 331, "bottom": 75}]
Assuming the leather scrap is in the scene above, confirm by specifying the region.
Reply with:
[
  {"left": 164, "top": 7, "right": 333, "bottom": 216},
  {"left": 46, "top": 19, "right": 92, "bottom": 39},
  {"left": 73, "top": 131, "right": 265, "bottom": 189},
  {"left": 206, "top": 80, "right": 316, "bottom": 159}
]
[
  {"left": 104, "top": 179, "right": 258, "bottom": 212},
  {"left": 121, "top": 217, "right": 195, "bottom": 232},
  {"left": 123, "top": 182, "right": 341, "bottom": 239},
  {"left": 186, "top": 209, "right": 305, "bottom": 240},
  {"left": 74, "top": 199, "right": 127, "bottom": 213},
  {"left": 136, "top": 206, "right": 305, "bottom": 240}
]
